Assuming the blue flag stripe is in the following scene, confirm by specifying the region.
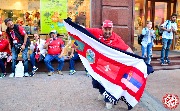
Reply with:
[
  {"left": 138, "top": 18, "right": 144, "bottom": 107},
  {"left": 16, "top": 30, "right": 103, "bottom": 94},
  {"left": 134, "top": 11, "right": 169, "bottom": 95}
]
[{"left": 123, "top": 74, "right": 142, "bottom": 89}]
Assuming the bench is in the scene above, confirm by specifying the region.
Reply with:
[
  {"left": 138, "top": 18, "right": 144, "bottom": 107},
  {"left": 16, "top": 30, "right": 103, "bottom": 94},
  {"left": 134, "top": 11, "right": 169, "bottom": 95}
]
[{"left": 5, "top": 58, "right": 85, "bottom": 73}]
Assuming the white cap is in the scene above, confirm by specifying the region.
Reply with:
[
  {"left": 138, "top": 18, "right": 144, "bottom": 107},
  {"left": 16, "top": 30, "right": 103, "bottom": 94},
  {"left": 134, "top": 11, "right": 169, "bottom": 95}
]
[{"left": 50, "top": 30, "right": 57, "bottom": 34}]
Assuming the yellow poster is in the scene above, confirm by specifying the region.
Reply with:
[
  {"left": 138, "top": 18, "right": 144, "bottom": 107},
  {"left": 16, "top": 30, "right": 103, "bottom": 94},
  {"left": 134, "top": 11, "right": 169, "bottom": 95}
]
[{"left": 40, "top": 0, "right": 67, "bottom": 34}]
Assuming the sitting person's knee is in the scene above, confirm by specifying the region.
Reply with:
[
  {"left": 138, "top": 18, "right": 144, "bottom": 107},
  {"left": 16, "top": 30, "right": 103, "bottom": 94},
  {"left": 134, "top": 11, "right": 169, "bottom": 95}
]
[{"left": 44, "top": 58, "right": 50, "bottom": 63}]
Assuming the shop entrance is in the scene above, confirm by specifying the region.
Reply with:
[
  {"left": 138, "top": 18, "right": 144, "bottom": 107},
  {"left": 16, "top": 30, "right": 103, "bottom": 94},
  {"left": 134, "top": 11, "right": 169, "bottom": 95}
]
[{"left": 145, "top": 0, "right": 177, "bottom": 50}]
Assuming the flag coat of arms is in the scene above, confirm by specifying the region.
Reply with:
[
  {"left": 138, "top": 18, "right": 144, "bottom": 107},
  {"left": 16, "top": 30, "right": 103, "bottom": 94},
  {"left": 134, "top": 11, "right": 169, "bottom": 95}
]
[{"left": 63, "top": 18, "right": 154, "bottom": 109}]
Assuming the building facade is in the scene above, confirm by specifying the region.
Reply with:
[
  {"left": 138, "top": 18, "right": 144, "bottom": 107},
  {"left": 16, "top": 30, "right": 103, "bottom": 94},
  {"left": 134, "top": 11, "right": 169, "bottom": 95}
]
[
  {"left": 0, "top": 0, "right": 180, "bottom": 50},
  {"left": 135, "top": 0, "right": 180, "bottom": 50}
]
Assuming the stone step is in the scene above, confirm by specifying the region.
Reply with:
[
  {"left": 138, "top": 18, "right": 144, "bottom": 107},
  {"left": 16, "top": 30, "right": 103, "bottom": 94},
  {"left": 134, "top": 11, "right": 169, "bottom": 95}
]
[
  {"left": 151, "top": 56, "right": 180, "bottom": 60},
  {"left": 153, "top": 65, "right": 180, "bottom": 71},
  {"left": 151, "top": 60, "right": 180, "bottom": 66}
]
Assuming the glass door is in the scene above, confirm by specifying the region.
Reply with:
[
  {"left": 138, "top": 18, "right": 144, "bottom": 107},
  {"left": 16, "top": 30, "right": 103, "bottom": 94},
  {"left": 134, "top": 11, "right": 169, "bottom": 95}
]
[
  {"left": 145, "top": 0, "right": 177, "bottom": 50},
  {"left": 154, "top": 2, "right": 167, "bottom": 46}
]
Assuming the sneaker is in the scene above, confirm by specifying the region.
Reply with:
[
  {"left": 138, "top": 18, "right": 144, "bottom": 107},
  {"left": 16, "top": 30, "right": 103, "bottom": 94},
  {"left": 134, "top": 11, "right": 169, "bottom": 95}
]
[
  {"left": 32, "top": 66, "right": 38, "bottom": 72},
  {"left": 165, "top": 58, "right": 170, "bottom": 64},
  {"left": 69, "top": 70, "right": 76, "bottom": 75},
  {"left": 9, "top": 73, "right": 15, "bottom": 77},
  {"left": 3, "top": 73, "right": 7, "bottom": 77},
  {"left": 57, "top": 70, "right": 63, "bottom": 75},
  {"left": 86, "top": 72, "right": 90, "bottom": 77},
  {"left": 48, "top": 71, "right": 54, "bottom": 76},
  {"left": 105, "top": 102, "right": 113, "bottom": 109},
  {"left": 160, "top": 61, "right": 168, "bottom": 66},
  {"left": 29, "top": 72, "right": 35, "bottom": 77},
  {"left": 160, "top": 62, "right": 165, "bottom": 65},
  {"left": 0, "top": 73, "right": 4, "bottom": 78},
  {"left": 24, "top": 72, "right": 29, "bottom": 77},
  {"left": 98, "top": 94, "right": 104, "bottom": 101}
]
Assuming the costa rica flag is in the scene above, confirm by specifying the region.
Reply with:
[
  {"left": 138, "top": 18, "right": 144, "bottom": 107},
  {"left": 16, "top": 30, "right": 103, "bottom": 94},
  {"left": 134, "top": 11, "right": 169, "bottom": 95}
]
[{"left": 63, "top": 18, "right": 154, "bottom": 110}]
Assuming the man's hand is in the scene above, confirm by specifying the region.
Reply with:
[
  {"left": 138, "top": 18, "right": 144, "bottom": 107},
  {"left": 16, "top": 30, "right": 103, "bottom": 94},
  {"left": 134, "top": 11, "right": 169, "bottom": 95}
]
[
  {"left": 167, "top": 29, "right": 172, "bottom": 33},
  {"left": 33, "top": 40, "right": 36, "bottom": 45},
  {"left": 21, "top": 44, "right": 25, "bottom": 51},
  {"left": 69, "top": 54, "right": 74, "bottom": 58},
  {"left": 44, "top": 43, "right": 49, "bottom": 49},
  {"left": 171, "top": 27, "right": 177, "bottom": 33},
  {"left": 58, "top": 54, "right": 63, "bottom": 58},
  {"left": 150, "top": 32, "right": 153, "bottom": 36}
]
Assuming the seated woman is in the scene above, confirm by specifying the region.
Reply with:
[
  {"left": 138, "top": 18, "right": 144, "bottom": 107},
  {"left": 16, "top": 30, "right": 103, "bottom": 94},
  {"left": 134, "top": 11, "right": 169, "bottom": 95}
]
[
  {"left": 0, "top": 31, "right": 11, "bottom": 78},
  {"left": 29, "top": 33, "right": 46, "bottom": 75},
  {"left": 69, "top": 40, "right": 89, "bottom": 77}
]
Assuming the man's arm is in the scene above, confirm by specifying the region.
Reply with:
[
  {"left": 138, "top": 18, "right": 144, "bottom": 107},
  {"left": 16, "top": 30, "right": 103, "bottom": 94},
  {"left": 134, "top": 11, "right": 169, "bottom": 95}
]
[
  {"left": 0, "top": 40, "right": 9, "bottom": 52},
  {"left": 18, "top": 26, "right": 28, "bottom": 46},
  {"left": 160, "top": 20, "right": 171, "bottom": 32},
  {"left": 43, "top": 43, "right": 49, "bottom": 49},
  {"left": 6, "top": 34, "right": 12, "bottom": 52},
  {"left": 172, "top": 24, "right": 178, "bottom": 34},
  {"left": 69, "top": 48, "right": 75, "bottom": 58},
  {"left": 18, "top": 26, "right": 28, "bottom": 50},
  {"left": 58, "top": 39, "right": 65, "bottom": 58},
  {"left": 44, "top": 39, "right": 50, "bottom": 49},
  {"left": 21, "top": 34, "right": 28, "bottom": 50},
  {"left": 58, "top": 47, "right": 65, "bottom": 58},
  {"left": 23, "top": 34, "right": 28, "bottom": 45},
  {"left": 161, "top": 27, "right": 171, "bottom": 32}
]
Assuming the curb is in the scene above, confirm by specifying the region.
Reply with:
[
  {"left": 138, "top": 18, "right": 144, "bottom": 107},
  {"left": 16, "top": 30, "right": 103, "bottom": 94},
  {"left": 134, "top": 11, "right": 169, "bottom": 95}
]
[{"left": 140, "top": 90, "right": 169, "bottom": 111}]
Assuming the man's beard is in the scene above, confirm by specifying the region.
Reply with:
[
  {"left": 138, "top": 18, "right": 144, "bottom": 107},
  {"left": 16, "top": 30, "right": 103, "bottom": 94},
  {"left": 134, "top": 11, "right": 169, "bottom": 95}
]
[{"left": 104, "top": 32, "right": 112, "bottom": 39}]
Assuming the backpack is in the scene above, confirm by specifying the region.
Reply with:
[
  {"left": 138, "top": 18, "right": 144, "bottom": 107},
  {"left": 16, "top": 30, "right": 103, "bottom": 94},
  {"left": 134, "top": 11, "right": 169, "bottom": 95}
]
[
  {"left": 138, "top": 28, "right": 147, "bottom": 45},
  {"left": 158, "top": 20, "right": 170, "bottom": 36},
  {"left": 138, "top": 34, "right": 144, "bottom": 45}
]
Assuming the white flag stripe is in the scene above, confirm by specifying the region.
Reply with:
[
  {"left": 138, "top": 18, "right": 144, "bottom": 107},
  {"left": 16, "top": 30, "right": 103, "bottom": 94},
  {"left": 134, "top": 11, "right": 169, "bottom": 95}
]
[
  {"left": 79, "top": 55, "right": 138, "bottom": 107},
  {"left": 63, "top": 21, "right": 148, "bottom": 77},
  {"left": 121, "top": 78, "right": 139, "bottom": 93}
]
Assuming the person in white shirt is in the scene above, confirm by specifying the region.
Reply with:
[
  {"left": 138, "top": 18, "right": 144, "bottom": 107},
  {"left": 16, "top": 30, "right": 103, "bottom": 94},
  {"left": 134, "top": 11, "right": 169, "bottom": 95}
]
[
  {"left": 160, "top": 13, "right": 177, "bottom": 65},
  {"left": 141, "top": 21, "right": 156, "bottom": 64},
  {"left": 30, "top": 33, "right": 46, "bottom": 74}
]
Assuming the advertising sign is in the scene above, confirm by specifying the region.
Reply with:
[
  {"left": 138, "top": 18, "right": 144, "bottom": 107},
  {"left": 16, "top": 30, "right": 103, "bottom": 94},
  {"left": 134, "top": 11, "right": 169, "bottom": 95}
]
[{"left": 40, "top": 0, "right": 67, "bottom": 34}]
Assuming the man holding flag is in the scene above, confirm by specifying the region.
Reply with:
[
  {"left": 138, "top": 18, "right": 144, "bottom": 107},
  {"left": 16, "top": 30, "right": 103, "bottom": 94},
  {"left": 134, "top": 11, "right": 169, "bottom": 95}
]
[
  {"left": 87, "top": 20, "right": 134, "bottom": 54},
  {"left": 86, "top": 20, "right": 134, "bottom": 109},
  {"left": 63, "top": 18, "right": 153, "bottom": 110}
]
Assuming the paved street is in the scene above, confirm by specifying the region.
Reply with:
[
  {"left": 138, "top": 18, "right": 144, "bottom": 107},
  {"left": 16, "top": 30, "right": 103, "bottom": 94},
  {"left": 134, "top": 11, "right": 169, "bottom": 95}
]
[
  {"left": 145, "top": 69, "right": 180, "bottom": 111},
  {"left": 0, "top": 70, "right": 179, "bottom": 111}
]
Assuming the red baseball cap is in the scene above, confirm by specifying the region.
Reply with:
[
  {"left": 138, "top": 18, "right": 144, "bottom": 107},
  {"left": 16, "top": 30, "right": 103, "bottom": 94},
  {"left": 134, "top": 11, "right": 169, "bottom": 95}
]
[{"left": 102, "top": 20, "right": 113, "bottom": 28}]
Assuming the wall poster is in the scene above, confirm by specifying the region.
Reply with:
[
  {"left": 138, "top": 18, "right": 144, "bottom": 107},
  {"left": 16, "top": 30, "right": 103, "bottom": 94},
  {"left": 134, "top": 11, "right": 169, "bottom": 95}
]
[{"left": 40, "top": 0, "right": 67, "bottom": 34}]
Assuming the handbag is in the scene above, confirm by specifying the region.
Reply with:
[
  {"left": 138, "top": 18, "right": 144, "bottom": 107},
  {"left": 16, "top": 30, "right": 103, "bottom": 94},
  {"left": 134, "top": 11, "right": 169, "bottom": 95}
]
[{"left": 35, "top": 54, "right": 40, "bottom": 62}]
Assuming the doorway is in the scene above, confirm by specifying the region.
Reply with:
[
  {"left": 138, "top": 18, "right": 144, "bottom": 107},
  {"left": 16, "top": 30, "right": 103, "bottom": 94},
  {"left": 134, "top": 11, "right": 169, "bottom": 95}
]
[{"left": 145, "top": 0, "right": 177, "bottom": 50}]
